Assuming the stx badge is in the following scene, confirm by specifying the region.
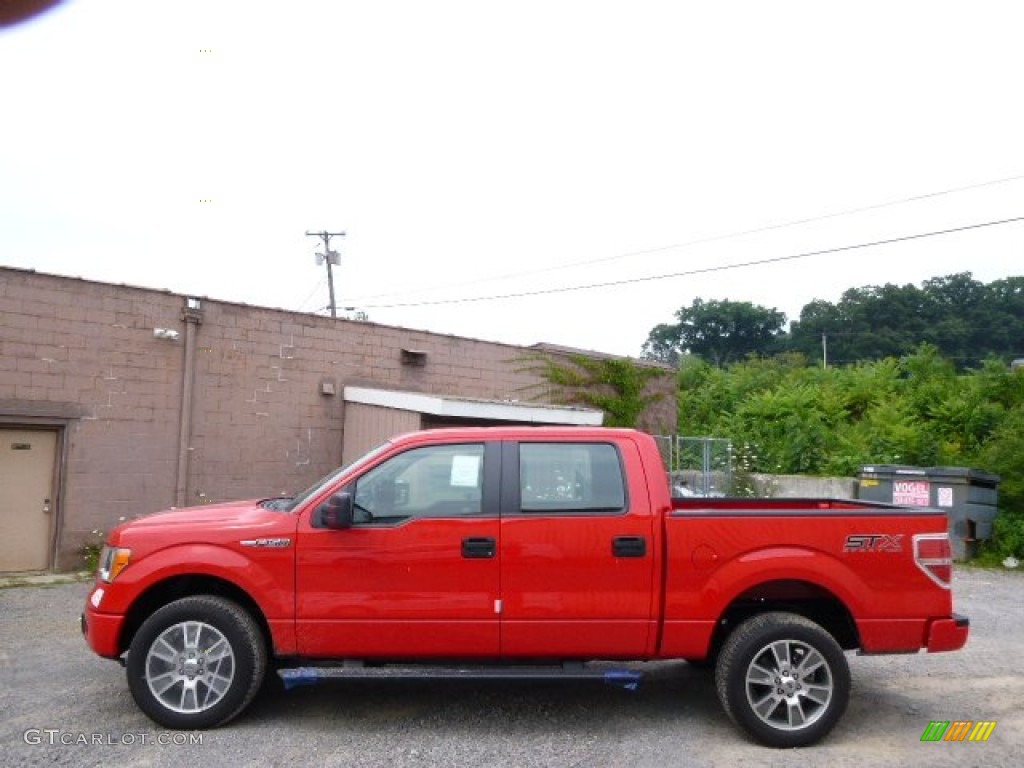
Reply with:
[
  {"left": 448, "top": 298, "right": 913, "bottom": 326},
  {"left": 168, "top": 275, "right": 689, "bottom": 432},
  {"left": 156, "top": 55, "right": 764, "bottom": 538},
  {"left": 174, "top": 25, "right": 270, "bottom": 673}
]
[{"left": 843, "top": 534, "right": 904, "bottom": 553}]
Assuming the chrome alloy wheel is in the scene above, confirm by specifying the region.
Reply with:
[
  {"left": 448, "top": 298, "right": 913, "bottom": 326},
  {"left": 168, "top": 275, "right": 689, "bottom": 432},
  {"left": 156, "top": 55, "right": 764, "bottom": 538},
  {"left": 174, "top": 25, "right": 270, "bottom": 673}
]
[
  {"left": 145, "top": 621, "right": 236, "bottom": 714},
  {"left": 744, "top": 639, "right": 834, "bottom": 731}
]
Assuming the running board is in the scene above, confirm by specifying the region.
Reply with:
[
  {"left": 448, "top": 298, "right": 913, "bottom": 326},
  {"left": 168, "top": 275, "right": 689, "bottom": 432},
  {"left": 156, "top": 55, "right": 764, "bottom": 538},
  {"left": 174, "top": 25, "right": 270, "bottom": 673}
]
[{"left": 278, "top": 663, "right": 643, "bottom": 691}]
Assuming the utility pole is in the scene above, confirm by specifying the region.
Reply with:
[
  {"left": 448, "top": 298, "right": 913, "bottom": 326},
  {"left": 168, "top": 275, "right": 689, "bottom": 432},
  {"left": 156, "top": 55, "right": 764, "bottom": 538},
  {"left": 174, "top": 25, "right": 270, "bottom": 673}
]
[
  {"left": 305, "top": 230, "right": 345, "bottom": 318},
  {"left": 822, "top": 333, "right": 828, "bottom": 370}
]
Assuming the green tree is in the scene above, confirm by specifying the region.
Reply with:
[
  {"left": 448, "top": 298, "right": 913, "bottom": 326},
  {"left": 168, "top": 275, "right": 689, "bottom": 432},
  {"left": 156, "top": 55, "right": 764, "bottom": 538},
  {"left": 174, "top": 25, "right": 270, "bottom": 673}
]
[
  {"left": 784, "top": 272, "right": 1024, "bottom": 365},
  {"left": 642, "top": 323, "right": 685, "bottom": 366},
  {"left": 643, "top": 298, "right": 786, "bottom": 366},
  {"left": 788, "top": 282, "right": 929, "bottom": 362},
  {"left": 984, "top": 276, "right": 1024, "bottom": 356}
]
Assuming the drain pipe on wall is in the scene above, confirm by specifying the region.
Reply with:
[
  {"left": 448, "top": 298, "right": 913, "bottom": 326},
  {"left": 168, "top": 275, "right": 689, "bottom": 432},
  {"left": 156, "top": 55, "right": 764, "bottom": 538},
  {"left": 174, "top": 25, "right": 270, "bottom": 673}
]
[{"left": 175, "top": 298, "right": 204, "bottom": 508}]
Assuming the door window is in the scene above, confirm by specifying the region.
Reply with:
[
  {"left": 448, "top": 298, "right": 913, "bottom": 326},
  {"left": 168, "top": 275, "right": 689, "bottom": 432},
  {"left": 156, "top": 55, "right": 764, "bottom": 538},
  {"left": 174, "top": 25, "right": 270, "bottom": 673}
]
[
  {"left": 352, "top": 443, "right": 485, "bottom": 524},
  {"left": 518, "top": 443, "right": 626, "bottom": 514}
]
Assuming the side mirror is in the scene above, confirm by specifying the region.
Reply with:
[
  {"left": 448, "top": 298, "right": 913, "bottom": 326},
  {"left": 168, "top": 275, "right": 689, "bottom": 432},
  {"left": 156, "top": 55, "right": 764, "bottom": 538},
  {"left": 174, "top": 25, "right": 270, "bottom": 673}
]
[{"left": 314, "top": 492, "right": 354, "bottom": 529}]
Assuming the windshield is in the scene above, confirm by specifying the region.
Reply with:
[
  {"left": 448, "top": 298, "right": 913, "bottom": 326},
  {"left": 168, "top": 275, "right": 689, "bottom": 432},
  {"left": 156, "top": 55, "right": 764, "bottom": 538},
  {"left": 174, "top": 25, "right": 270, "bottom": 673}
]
[{"left": 281, "top": 441, "right": 391, "bottom": 512}]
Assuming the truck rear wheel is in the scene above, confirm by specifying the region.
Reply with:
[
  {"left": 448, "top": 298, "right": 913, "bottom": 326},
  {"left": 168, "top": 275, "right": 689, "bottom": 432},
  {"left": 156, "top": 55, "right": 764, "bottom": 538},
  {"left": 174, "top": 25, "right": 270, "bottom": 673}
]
[
  {"left": 715, "top": 611, "right": 850, "bottom": 748},
  {"left": 126, "top": 595, "right": 266, "bottom": 729}
]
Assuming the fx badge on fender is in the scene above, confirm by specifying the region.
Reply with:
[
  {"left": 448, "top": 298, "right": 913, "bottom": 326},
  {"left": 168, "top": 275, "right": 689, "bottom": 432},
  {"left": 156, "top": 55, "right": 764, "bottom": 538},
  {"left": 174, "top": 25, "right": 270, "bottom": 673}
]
[
  {"left": 240, "top": 537, "right": 292, "bottom": 548},
  {"left": 843, "top": 533, "right": 904, "bottom": 553}
]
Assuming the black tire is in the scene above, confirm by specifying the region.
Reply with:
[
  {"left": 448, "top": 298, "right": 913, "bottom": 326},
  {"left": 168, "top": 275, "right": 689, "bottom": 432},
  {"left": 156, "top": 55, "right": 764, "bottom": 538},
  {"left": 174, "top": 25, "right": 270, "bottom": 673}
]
[
  {"left": 126, "top": 595, "right": 266, "bottom": 729},
  {"left": 714, "top": 611, "right": 850, "bottom": 748}
]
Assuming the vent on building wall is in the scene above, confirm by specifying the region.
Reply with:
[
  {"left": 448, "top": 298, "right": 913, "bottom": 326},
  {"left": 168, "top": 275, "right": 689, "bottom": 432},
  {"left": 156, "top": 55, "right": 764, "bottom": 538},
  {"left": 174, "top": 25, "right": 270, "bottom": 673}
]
[{"left": 401, "top": 348, "right": 428, "bottom": 367}]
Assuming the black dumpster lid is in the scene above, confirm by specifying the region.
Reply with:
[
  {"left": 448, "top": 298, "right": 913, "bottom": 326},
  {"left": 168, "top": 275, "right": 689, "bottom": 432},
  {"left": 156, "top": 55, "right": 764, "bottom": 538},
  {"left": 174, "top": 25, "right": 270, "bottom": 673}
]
[
  {"left": 859, "top": 465, "right": 1000, "bottom": 484},
  {"left": 925, "top": 467, "right": 1000, "bottom": 484},
  {"left": 859, "top": 465, "right": 929, "bottom": 476}
]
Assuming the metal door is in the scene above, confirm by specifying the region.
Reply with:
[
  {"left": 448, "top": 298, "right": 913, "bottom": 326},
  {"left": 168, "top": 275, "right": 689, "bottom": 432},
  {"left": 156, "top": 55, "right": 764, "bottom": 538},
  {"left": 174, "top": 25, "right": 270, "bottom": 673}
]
[{"left": 0, "top": 429, "right": 58, "bottom": 571}]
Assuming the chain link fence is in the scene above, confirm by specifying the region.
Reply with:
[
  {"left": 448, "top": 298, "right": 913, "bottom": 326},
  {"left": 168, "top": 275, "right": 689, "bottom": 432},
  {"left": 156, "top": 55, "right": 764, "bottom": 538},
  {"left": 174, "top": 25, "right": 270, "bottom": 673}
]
[{"left": 653, "top": 435, "right": 734, "bottom": 497}]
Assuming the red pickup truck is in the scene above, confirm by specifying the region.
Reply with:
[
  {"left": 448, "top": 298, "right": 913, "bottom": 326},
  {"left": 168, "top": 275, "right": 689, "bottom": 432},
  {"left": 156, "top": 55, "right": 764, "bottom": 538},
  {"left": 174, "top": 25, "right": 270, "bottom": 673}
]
[{"left": 82, "top": 427, "right": 968, "bottom": 747}]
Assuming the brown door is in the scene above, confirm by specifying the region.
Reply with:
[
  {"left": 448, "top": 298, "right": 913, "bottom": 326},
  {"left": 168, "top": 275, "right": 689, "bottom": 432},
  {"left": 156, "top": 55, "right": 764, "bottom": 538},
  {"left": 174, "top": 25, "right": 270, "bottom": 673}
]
[{"left": 0, "top": 429, "right": 58, "bottom": 571}]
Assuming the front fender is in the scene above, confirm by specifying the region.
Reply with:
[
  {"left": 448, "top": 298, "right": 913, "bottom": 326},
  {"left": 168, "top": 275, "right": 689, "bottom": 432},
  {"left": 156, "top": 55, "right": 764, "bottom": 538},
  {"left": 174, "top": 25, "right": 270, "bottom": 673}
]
[{"left": 96, "top": 542, "right": 294, "bottom": 634}]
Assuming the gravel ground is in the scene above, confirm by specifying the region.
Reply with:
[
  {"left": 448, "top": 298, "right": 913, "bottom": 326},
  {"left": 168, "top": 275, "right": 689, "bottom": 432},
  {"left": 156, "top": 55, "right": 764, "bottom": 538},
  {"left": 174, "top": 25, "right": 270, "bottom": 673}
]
[{"left": 1, "top": 567, "right": 1020, "bottom": 767}]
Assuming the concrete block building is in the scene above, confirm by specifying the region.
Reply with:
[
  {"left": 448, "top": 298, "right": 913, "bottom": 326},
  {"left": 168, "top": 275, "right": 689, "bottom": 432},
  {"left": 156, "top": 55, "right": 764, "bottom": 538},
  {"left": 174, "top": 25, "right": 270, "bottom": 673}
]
[{"left": 0, "top": 267, "right": 674, "bottom": 571}]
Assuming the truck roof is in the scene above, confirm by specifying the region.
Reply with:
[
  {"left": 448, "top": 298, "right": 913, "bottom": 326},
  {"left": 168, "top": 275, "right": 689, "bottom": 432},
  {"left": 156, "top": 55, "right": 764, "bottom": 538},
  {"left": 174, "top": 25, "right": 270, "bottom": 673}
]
[{"left": 389, "top": 426, "right": 647, "bottom": 443}]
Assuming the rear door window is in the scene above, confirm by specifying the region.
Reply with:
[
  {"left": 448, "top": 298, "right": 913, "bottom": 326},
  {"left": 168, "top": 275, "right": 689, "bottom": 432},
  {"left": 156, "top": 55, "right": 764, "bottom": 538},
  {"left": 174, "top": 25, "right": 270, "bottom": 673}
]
[{"left": 518, "top": 442, "right": 626, "bottom": 514}]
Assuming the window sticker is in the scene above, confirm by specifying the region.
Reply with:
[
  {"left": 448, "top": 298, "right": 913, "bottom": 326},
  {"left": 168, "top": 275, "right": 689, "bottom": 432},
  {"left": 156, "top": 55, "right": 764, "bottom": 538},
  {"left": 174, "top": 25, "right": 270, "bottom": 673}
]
[{"left": 450, "top": 455, "right": 481, "bottom": 487}]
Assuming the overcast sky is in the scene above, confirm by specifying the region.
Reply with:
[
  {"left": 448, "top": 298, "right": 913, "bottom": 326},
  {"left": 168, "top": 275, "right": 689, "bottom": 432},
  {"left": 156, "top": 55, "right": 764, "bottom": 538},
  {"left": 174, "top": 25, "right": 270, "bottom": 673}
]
[{"left": 2, "top": 1, "right": 1022, "bottom": 357}]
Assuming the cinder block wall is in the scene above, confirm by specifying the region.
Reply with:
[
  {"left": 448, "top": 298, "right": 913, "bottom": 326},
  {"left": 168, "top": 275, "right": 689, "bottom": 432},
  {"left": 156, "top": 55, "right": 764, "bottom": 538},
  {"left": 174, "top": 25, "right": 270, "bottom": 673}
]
[
  {"left": 1, "top": 271, "right": 185, "bottom": 568},
  {"left": 1, "top": 268, "right": 676, "bottom": 569}
]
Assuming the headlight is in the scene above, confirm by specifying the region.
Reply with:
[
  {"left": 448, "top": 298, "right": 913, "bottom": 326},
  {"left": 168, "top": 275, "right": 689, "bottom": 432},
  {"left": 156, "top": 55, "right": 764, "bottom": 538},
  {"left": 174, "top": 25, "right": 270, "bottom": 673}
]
[{"left": 98, "top": 546, "right": 131, "bottom": 583}]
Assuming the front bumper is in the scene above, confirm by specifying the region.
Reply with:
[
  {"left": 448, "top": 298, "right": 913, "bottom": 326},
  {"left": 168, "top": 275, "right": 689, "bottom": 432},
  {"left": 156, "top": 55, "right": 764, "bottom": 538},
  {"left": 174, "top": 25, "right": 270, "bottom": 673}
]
[
  {"left": 925, "top": 612, "right": 970, "bottom": 653},
  {"left": 81, "top": 586, "right": 126, "bottom": 659}
]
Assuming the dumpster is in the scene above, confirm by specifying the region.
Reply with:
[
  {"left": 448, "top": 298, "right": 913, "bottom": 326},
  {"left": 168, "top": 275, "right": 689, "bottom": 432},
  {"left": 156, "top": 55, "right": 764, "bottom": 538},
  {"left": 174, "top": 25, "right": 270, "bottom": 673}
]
[{"left": 857, "top": 465, "right": 1000, "bottom": 560}]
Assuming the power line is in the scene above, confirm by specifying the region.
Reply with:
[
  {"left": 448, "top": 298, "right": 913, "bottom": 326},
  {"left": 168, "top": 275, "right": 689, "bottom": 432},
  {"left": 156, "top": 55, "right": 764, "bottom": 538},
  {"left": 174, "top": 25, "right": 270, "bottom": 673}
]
[
  {"left": 360, "top": 216, "right": 1024, "bottom": 309},
  {"left": 348, "top": 173, "right": 1024, "bottom": 303},
  {"left": 294, "top": 275, "right": 327, "bottom": 313}
]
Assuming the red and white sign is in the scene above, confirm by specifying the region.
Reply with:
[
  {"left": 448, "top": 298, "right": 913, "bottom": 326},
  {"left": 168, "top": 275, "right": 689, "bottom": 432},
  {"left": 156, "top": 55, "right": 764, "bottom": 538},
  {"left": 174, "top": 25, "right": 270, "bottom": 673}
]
[{"left": 893, "top": 480, "right": 930, "bottom": 506}]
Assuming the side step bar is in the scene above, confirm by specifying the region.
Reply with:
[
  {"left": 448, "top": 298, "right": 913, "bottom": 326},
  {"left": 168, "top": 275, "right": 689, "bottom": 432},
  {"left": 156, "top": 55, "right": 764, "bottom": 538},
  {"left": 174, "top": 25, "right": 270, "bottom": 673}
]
[{"left": 278, "top": 662, "right": 643, "bottom": 691}]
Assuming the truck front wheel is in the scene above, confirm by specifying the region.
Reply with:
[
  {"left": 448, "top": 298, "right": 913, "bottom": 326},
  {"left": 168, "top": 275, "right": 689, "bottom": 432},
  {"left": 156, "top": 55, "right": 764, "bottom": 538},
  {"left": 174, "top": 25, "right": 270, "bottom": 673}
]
[
  {"left": 715, "top": 611, "right": 850, "bottom": 748},
  {"left": 126, "top": 595, "right": 267, "bottom": 729}
]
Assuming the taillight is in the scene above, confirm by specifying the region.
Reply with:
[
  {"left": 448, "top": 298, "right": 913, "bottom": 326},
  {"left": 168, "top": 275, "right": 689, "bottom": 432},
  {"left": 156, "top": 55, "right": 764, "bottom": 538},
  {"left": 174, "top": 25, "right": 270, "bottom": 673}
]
[{"left": 914, "top": 533, "right": 952, "bottom": 587}]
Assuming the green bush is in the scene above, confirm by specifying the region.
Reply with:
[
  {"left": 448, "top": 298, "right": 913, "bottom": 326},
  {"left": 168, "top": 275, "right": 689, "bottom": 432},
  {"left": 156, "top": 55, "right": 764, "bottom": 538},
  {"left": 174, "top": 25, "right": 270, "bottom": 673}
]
[
  {"left": 674, "top": 347, "right": 1024, "bottom": 530},
  {"left": 82, "top": 529, "right": 104, "bottom": 572},
  {"left": 977, "top": 514, "right": 1024, "bottom": 563}
]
